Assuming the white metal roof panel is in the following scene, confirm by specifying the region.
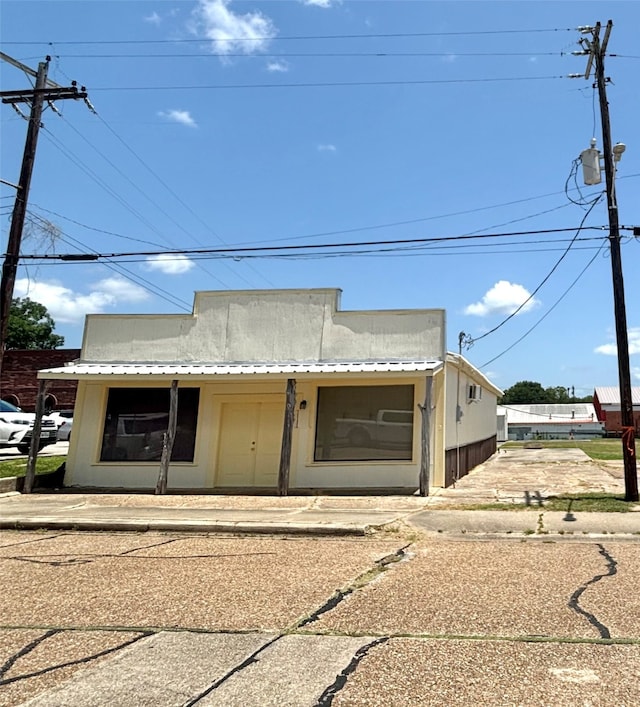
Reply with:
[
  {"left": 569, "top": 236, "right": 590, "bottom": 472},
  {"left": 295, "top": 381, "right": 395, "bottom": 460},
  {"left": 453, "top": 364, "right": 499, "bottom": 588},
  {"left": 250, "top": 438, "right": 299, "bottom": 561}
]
[
  {"left": 38, "top": 360, "right": 444, "bottom": 379},
  {"left": 499, "top": 404, "right": 599, "bottom": 424}
]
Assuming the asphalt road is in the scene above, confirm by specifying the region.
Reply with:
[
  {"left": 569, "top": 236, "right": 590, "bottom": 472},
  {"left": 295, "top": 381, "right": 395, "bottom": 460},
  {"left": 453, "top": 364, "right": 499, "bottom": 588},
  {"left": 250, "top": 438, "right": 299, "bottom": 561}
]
[
  {"left": 0, "top": 441, "right": 68, "bottom": 460},
  {"left": 2, "top": 530, "right": 640, "bottom": 706}
]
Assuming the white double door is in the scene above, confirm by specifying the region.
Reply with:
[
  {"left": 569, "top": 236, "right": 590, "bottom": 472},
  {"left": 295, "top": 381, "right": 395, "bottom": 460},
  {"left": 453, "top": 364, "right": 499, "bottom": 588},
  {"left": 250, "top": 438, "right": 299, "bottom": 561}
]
[{"left": 216, "top": 399, "right": 283, "bottom": 487}]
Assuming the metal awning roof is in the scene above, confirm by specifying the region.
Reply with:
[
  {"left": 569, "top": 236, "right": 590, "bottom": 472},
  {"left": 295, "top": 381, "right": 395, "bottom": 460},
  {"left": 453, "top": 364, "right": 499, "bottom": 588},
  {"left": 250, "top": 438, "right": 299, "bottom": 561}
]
[{"left": 38, "top": 360, "right": 444, "bottom": 380}]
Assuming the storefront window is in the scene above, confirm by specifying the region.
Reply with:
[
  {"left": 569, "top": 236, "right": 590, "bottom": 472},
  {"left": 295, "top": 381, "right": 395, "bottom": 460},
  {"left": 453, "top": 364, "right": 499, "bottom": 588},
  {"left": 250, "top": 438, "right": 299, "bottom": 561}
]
[
  {"left": 314, "top": 385, "right": 414, "bottom": 462},
  {"left": 100, "top": 388, "right": 199, "bottom": 462}
]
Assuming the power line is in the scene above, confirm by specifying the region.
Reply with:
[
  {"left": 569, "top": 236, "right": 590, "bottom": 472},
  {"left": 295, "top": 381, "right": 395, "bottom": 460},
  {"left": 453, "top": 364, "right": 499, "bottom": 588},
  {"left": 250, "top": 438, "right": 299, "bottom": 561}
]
[
  {"left": 40, "top": 127, "right": 196, "bottom": 258},
  {"left": 237, "top": 191, "right": 602, "bottom": 247},
  {"left": 90, "top": 75, "right": 566, "bottom": 92},
  {"left": 480, "top": 240, "right": 607, "bottom": 368},
  {"left": 28, "top": 204, "right": 167, "bottom": 248},
  {"left": 25, "top": 212, "right": 192, "bottom": 311},
  {"left": 49, "top": 241, "right": 606, "bottom": 265},
  {"left": 93, "top": 112, "right": 274, "bottom": 287},
  {"left": 467, "top": 195, "right": 604, "bottom": 345},
  {"left": 17, "top": 183, "right": 609, "bottom": 252},
  {"left": 53, "top": 115, "right": 242, "bottom": 288},
  {"left": 3, "top": 29, "right": 574, "bottom": 46},
  {"left": 49, "top": 51, "right": 566, "bottom": 59},
  {"left": 18, "top": 225, "right": 606, "bottom": 261}
]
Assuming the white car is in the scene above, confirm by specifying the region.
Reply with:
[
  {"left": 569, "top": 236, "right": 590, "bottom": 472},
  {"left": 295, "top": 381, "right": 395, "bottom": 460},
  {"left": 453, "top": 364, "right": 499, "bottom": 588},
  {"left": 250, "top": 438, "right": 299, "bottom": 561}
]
[
  {"left": 0, "top": 400, "right": 58, "bottom": 454},
  {"left": 47, "top": 410, "right": 74, "bottom": 442}
]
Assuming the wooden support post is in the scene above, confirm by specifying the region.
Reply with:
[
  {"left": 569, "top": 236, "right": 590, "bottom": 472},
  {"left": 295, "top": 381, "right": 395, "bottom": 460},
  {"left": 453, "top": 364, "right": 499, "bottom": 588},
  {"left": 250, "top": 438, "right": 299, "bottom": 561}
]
[
  {"left": 24, "top": 379, "right": 48, "bottom": 494},
  {"left": 418, "top": 376, "right": 433, "bottom": 497},
  {"left": 278, "top": 378, "right": 296, "bottom": 496},
  {"left": 155, "top": 380, "right": 178, "bottom": 495}
]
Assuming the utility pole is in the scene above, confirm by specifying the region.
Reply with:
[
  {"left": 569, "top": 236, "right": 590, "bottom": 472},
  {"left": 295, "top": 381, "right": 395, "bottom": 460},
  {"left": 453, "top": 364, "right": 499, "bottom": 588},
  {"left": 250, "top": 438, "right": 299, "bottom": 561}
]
[
  {"left": 0, "top": 54, "right": 86, "bottom": 384},
  {"left": 573, "top": 21, "right": 638, "bottom": 501}
]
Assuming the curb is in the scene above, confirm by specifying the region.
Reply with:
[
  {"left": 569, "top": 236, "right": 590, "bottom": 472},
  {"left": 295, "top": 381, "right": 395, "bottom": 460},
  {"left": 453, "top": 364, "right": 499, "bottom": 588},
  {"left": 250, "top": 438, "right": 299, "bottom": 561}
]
[
  {"left": 415, "top": 529, "right": 640, "bottom": 542},
  {"left": 0, "top": 519, "right": 369, "bottom": 536}
]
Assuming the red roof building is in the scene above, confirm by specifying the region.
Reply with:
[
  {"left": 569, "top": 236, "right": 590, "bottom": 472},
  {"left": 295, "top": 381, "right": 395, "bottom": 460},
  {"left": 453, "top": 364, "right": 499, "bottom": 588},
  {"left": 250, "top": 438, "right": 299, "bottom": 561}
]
[{"left": 593, "top": 386, "right": 640, "bottom": 437}]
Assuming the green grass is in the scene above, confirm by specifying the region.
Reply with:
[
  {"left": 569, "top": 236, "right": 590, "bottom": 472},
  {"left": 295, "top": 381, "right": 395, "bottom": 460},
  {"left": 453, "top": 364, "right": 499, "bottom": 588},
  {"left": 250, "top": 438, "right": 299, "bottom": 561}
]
[
  {"left": 543, "top": 493, "right": 634, "bottom": 513},
  {"left": 0, "top": 456, "right": 66, "bottom": 479},
  {"left": 440, "top": 493, "right": 635, "bottom": 513},
  {"left": 437, "top": 502, "right": 535, "bottom": 512},
  {"left": 502, "top": 438, "right": 624, "bottom": 461}
]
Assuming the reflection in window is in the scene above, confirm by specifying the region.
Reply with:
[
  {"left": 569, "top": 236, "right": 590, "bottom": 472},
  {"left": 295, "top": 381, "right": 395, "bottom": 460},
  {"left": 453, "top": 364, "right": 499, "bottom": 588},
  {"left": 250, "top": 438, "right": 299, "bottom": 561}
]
[
  {"left": 314, "top": 385, "right": 414, "bottom": 462},
  {"left": 100, "top": 388, "right": 199, "bottom": 462}
]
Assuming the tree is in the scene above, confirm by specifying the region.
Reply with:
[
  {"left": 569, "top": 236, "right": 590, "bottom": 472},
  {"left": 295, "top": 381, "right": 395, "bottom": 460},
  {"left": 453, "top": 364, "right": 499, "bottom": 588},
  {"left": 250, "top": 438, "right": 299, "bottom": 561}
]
[
  {"left": 545, "top": 386, "right": 571, "bottom": 403},
  {"left": 501, "top": 380, "right": 594, "bottom": 404},
  {"left": 500, "top": 381, "right": 549, "bottom": 404},
  {"left": 5, "top": 297, "right": 64, "bottom": 350}
]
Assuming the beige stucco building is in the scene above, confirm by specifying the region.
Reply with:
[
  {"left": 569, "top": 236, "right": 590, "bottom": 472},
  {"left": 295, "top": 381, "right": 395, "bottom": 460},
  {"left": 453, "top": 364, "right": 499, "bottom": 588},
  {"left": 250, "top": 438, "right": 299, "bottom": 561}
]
[{"left": 39, "top": 289, "right": 501, "bottom": 493}]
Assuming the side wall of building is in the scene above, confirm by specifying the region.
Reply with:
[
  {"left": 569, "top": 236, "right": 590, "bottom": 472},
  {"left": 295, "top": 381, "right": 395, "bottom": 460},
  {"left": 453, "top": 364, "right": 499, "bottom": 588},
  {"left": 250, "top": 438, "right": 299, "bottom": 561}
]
[
  {"left": 443, "top": 357, "right": 499, "bottom": 485},
  {"left": 598, "top": 409, "right": 640, "bottom": 436}
]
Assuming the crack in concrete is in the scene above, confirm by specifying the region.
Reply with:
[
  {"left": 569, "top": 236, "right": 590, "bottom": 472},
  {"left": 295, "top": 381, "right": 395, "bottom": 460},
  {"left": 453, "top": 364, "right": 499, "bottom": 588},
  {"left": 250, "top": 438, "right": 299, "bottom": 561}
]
[
  {"left": 0, "top": 629, "right": 59, "bottom": 681},
  {"left": 296, "top": 545, "right": 410, "bottom": 629},
  {"left": 0, "top": 532, "right": 66, "bottom": 550},
  {"left": 183, "top": 635, "right": 283, "bottom": 706},
  {"left": 0, "top": 631, "right": 150, "bottom": 687},
  {"left": 568, "top": 543, "right": 617, "bottom": 639},
  {"left": 314, "top": 637, "right": 389, "bottom": 706}
]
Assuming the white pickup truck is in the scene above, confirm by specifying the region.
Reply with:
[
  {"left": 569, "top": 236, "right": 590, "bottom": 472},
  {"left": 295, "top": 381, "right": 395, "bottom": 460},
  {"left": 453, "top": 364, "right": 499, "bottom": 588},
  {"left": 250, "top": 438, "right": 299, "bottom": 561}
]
[
  {"left": 334, "top": 409, "right": 414, "bottom": 448},
  {"left": 0, "top": 400, "right": 58, "bottom": 454}
]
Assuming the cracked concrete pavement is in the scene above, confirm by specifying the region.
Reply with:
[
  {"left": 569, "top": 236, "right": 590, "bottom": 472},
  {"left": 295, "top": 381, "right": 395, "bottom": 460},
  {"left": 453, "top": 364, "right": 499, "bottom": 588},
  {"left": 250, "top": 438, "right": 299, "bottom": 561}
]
[
  {"left": 2, "top": 446, "right": 640, "bottom": 704},
  {"left": 2, "top": 530, "right": 640, "bottom": 706}
]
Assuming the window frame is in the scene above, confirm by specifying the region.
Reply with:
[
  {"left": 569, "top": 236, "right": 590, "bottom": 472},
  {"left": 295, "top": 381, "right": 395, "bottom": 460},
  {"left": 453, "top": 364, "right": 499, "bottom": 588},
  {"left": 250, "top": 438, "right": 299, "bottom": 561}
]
[
  {"left": 99, "top": 386, "right": 200, "bottom": 463},
  {"left": 313, "top": 383, "right": 415, "bottom": 463}
]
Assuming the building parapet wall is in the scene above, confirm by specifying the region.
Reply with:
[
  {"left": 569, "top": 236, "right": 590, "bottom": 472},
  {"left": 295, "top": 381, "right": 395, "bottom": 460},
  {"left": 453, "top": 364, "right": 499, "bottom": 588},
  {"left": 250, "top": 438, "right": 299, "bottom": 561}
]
[{"left": 81, "top": 289, "right": 446, "bottom": 365}]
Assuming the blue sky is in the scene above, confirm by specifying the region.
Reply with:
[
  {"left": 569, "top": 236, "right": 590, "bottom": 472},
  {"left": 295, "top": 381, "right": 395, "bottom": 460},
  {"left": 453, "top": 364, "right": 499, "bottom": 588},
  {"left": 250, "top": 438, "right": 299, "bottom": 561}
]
[{"left": 1, "top": 0, "right": 639, "bottom": 396}]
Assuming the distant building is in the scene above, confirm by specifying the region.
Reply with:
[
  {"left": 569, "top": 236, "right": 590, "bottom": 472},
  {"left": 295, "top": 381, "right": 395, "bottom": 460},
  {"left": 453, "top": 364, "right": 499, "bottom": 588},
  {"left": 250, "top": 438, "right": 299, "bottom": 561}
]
[
  {"left": 593, "top": 387, "right": 640, "bottom": 437},
  {"left": 499, "top": 403, "right": 604, "bottom": 441},
  {"left": 0, "top": 349, "right": 81, "bottom": 412}
]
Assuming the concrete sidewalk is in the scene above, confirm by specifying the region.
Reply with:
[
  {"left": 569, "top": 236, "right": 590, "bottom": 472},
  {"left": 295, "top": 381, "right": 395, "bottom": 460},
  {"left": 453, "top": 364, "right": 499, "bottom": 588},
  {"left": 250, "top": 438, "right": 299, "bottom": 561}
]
[
  {"left": 427, "top": 447, "right": 626, "bottom": 505},
  {"left": 0, "top": 447, "right": 637, "bottom": 537},
  {"left": 0, "top": 492, "right": 430, "bottom": 536}
]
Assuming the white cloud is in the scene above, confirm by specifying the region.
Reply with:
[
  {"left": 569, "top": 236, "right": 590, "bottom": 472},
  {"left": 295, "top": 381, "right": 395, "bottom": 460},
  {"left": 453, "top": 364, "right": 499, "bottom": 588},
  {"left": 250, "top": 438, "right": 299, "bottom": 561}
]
[
  {"left": 302, "top": 0, "right": 334, "bottom": 7},
  {"left": 144, "top": 254, "right": 195, "bottom": 275},
  {"left": 633, "top": 367, "right": 640, "bottom": 382},
  {"left": 595, "top": 328, "right": 640, "bottom": 356},
  {"left": 317, "top": 143, "right": 337, "bottom": 152},
  {"left": 144, "top": 11, "right": 162, "bottom": 25},
  {"left": 14, "top": 277, "right": 149, "bottom": 324},
  {"left": 192, "top": 0, "right": 276, "bottom": 55},
  {"left": 267, "top": 60, "right": 289, "bottom": 73},
  {"left": 464, "top": 280, "right": 539, "bottom": 317},
  {"left": 96, "top": 277, "right": 150, "bottom": 303},
  {"left": 158, "top": 109, "right": 197, "bottom": 128}
]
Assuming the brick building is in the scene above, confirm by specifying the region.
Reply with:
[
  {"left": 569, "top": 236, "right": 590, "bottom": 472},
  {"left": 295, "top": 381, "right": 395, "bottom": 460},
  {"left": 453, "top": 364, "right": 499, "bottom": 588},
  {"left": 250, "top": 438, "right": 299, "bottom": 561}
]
[
  {"left": 1, "top": 349, "right": 81, "bottom": 412},
  {"left": 593, "top": 386, "right": 640, "bottom": 437}
]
